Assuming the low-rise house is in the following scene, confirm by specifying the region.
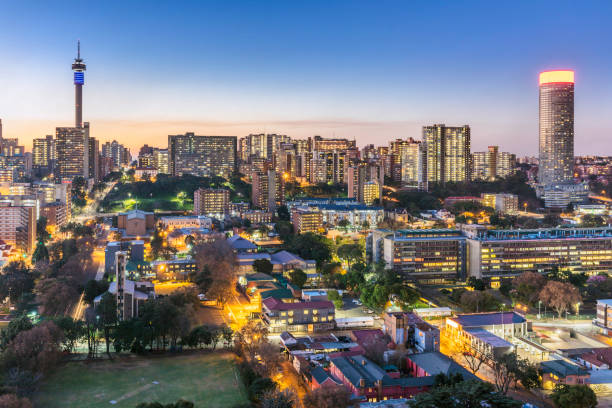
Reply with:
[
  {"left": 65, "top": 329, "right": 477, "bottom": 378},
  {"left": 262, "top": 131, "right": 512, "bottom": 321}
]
[
  {"left": 227, "top": 234, "right": 258, "bottom": 253},
  {"left": 383, "top": 312, "right": 440, "bottom": 352},
  {"left": 540, "top": 360, "right": 590, "bottom": 390},
  {"left": 237, "top": 250, "right": 317, "bottom": 279},
  {"left": 310, "top": 366, "right": 342, "bottom": 390},
  {"left": 406, "top": 352, "right": 478, "bottom": 381},
  {"left": 329, "top": 354, "right": 435, "bottom": 403},
  {"left": 578, "top": 348, "right": 612, "bottom": 370},
  {"left": 262, "top": 297, "right": 335, "bottom": 333}
]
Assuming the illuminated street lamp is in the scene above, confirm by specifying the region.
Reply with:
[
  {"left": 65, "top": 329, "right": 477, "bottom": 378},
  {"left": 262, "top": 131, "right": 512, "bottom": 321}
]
[{"left": 523, "top": 202, "right": 528, "bottom": 213}]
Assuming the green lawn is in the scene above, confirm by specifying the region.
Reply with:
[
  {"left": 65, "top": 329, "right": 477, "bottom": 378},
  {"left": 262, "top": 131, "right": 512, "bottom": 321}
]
[{"left": 34, "top": 352, "right": 248, "bottom": 408}]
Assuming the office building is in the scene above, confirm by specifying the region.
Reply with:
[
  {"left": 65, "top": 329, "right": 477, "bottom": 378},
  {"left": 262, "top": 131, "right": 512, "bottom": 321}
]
[
  {"left": 55, "top": 127, "right": 88, "bottom": 181},
  {"left": 423, "top": 124, "right": 471, "bottom": 184},
  {"left": 481, "top": 193, "right": 519, "bottom": 214},
  {"left": 168, "top": 133, "right": 237, "bottom": 179},
  {"left": 368, "top": 229, "right": 466, "bottom": 283},
  {"left": 466, "top": 227, "right": 612, "bottom": 279},
  {"left": 193, "top": 188, "right": 230, "bottom": 218},
  {"left": 539, "top": 70, "right": 574, "bottom": 187},
  {"left": 41, "top": 202, "right": 68, "bottom": 228},
  {"left": 472, "top": 146, "right": 516, "bottom": 180}
]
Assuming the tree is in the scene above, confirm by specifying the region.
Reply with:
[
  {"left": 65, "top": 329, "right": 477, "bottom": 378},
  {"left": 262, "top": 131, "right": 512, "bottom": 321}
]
[
  {"left": 285, "top": 232, "right": 333, "bottom": 269},
  {"left": 253, "top": 259, "right": 273, "bottom": 275},
  {"left": 539, "top": 280, "right": 582, "bottom": 318},
  {"left": 460, "top": 290, "right": 499, "bottom": 313},
  {"left": 31, "top": 241, "right": 49, "bottom": 264},
  {"left": 136, "top": 400, "right": 195, "bottom": 408},
  {"left": 551, "top": 384, "right": 597, "bottom": 408},
  {"left": 248, "top": 377, "right": 277, "bottom": 402},
  {"left": 327, "top": 290, "right": 343, "bottom": 310},
  {"left": 580, "top": 214, "right": 606, "bottom": 228},
  {"left": 408, "top": 380, "right": 521, "bottom": 408},
  {"left": 261, "top": 389, "right": 295, "bottom": 408},
  {"left": 289, "top": 268, "right": 307, "bottom": 288},
  {"left": 96, "top": 292, "right": 117, "bottom": 357},
  {"left": 0, "top": 261, "right": 36, "bottom": 305},
  {"left": 234, "top": 320, "right": 269, "bottom": 361},
  {"left": 0, "top": 315, "right": 33, "bottom": 350},
  {"left": 36, "top": 278, "right": 80, "bottom": 316},
  {"left": 193, "top": 239, "right": 238, "bottom": 307},
  {"left": 52, "top": 316, "right": 86, "bottom": 353},
  {"left": 337, "top": 219, "right": 350, "bottom": 230},
  {"left": 467, "top": 277, "right": 486, "bottom": 291},
  {"left": 83, "top": 279, "right": 110, "bottom": 304},
  {"left": 36, "top": 217, "right": 49, "bottom": 243},
  {"left": 337, "top": 243, "right": 363, "bottom": 268},
  {"left": 3, "top": 321, "right": 64, "bottom": 375},
  {"left": 303, "top": 384, "right": 353, "bottom": 408},
  {"left": 457, "top": 341, "right": 488, "bottom": 375},
  {"left": 0, "top": 394, "right": 33, "bottom": 408},
  {"left": 491, "top": 352, "right": 519, "bottom": 395},
  {"left": 276, "top": 205, "right": 290, "bottom": 221},
  {"left": 511, "top": 271, "right": 547, "bottom": 306}
]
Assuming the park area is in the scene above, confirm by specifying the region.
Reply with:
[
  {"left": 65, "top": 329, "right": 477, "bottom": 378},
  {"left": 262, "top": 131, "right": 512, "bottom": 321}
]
[{"left": 33, "top": 352, "right": 248, "bottom": 408}]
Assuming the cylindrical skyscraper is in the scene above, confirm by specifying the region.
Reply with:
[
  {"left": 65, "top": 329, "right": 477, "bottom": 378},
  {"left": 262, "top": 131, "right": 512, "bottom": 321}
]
[
  {"left": 72, "top": 41, "right": 86, "bottom": 128},
  {"left": 538, "top": 70, "right": 574, "bottom": 186}
]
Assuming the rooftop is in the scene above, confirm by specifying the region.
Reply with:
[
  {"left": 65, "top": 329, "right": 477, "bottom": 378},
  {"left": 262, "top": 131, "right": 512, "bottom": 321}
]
[
  {"left": 464, "top": 328, "right": 513, "bottom": 348},
  {"left": 262, "top": 297, "right": 333, "bottom": 311},
  {"left": 449, "top": 312, "right": 526, "bottom": 328},
  {"left": 406, "top": 352, "right": 478, "bottom": 380},
  {"left": 540, "top": 360, "right": 589, "bottom": 377}
]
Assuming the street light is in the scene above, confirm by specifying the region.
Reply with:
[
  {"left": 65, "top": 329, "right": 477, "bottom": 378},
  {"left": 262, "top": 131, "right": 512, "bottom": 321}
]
[{"left": 523, "top": 202, "right": 528, "bottom": 213}]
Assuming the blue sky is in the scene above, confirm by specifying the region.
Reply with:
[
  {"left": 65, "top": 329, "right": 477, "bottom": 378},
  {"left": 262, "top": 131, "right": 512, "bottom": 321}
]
[{"left": 0, "top": 1, "right": 611, "bottom": 155}]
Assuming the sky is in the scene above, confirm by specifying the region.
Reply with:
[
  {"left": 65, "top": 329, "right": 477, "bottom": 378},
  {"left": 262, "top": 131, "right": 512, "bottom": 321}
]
[{"left": 1, "top": 1, "right": 611, "bottom": 156}]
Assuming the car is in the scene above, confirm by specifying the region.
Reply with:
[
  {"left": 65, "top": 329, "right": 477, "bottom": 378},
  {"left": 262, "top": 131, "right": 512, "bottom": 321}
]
[{"left": 198, "top": 294, "right": 207, "bottom": 301}]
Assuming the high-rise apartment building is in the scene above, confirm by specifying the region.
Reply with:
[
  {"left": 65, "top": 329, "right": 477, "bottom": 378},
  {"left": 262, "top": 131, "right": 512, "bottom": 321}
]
[
  {"left": 472, "top": 146, "right": 516, "bottom": 180},
  {"left": 422, "top": 124, "right": 471, "bottom": 184},
  {"left": 0, "top": 202, "right": 36, "bottom": 253},
  {"left": 347, "top": 163, "right": 383, "bottom": 204},
  {"left": 32, "top": 135, "right": 56, "bottom": 168},
  {"left": 193, "top": 188, "right": 230, "bottom": 218},
  {"left": 55, "top": 127, "right": 88, "bottom": 181},
  {"left": 101, "top": 140, "right": 131, "bottom": 169},
  {"left": 168, "top": 133, "right": 237, "bottom": 179},
  {"left": 539, "top": 70, "right": 574, "bottom": 186},
  {"left": 252, "top": 170, "right": 284, "bottom": 212},
  {"left": 398, "top": 138, "right": 426, "bottom": 189},
  {"left": 88, "top": 134, "right": 100, "bottom": 181}
]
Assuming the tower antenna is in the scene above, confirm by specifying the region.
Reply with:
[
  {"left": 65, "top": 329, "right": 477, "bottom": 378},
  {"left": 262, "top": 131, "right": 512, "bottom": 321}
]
[{"left": 77, "top": 40, "right": 81, "bottom": 59}]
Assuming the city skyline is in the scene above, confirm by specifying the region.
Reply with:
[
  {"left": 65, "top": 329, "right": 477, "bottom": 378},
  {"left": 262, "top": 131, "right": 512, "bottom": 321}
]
[{"left": 1, "top": 1, "right": 612, "bottom": 156}]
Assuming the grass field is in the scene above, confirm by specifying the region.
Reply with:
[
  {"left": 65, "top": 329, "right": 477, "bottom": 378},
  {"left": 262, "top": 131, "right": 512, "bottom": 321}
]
[{"left": 34, "top": 352, "right": 248, "bottom": 408}]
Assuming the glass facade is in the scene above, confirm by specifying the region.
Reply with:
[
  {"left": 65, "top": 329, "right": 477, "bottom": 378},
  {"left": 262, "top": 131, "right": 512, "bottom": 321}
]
[{"left": 539, "top": 72, "right": 574, "bottom": 186}]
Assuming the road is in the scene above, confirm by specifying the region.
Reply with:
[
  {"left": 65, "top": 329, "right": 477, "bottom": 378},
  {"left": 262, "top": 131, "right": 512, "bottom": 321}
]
[{"left": 72, "top": 181, "right": 117, "bottom": 223}]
